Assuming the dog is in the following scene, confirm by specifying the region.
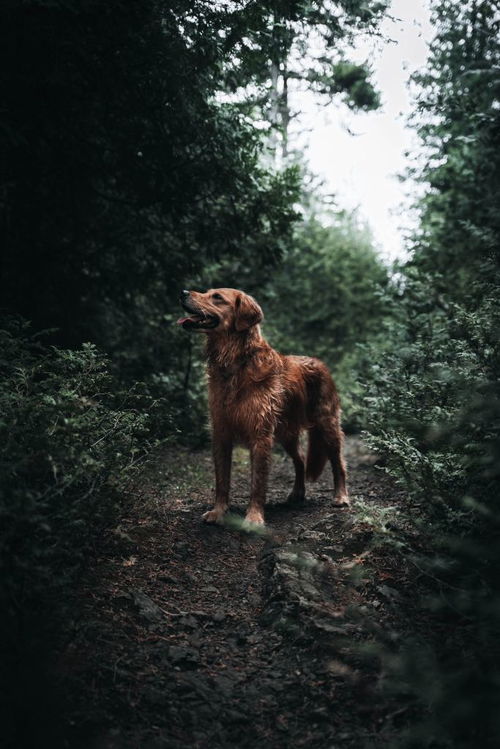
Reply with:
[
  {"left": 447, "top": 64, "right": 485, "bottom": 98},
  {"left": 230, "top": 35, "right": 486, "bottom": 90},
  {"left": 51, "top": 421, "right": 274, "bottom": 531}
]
[{"left": 178, "top": 288, "right": 348, "bottom": 526}]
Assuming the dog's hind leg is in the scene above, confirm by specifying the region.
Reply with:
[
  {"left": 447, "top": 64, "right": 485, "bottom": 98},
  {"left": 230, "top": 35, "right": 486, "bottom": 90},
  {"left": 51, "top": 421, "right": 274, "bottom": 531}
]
[
  {"left": 203, "top": 438, "right": 233, "bottom": 524},
  {"left": 281, "top": 434, "right": 306, "bottom": 503},
  {"left": 322, "top": 420, "right": 349, "bottom": 507}
]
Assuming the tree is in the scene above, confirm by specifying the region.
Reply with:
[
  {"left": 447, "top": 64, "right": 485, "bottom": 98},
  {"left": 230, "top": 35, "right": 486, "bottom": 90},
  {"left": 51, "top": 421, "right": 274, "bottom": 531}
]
[
  {"left": 408, "top": 0, "right": 500, "bottom": 299},
  {"left": 262, "top": 211, "right": 389, "bottom": 427},
  {"left": 218, "top": 0, "right": 388, "bottom": 162},
  {"left": 0, "top": 0, "right": 301, "bottom": 437},
  {"left": 363, "top": 2, "right": 500, "bottom": 745}
]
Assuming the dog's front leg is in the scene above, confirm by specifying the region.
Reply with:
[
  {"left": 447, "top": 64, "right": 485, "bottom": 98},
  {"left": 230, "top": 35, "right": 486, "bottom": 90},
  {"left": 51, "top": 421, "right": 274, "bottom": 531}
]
[
  {"left": 246, "top": 436, "right": 273, "bottom": 526},
  {"left": 203, "top": 438, "right": 232, "bottom": 524}
]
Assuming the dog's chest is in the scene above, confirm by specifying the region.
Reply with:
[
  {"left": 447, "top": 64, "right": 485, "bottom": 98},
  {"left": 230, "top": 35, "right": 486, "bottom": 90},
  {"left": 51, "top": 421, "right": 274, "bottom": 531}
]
[
  {"left": 208, "top": 366, "right": 282, "bottom": 432},
  {"left": 208, "top": 367, "right": 256, "bottom": 403}
]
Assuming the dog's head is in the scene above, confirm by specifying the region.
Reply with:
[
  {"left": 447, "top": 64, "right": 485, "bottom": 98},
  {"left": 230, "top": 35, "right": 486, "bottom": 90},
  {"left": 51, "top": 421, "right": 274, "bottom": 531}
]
[{"left": 177, "top": 288, "right": 263, "bottom": 333}]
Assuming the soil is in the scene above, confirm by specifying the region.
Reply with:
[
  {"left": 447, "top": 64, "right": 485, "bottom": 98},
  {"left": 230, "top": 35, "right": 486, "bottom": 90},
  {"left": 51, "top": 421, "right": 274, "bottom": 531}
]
[{"left": 60, "top": 438, "right": 425, "bottom": 749}]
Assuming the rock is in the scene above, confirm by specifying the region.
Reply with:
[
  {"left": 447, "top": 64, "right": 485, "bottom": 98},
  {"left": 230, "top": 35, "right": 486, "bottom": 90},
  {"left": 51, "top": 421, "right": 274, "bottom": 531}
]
[
  {"left": 131, "top": 590, "right": 164, "bottom": 623},
  {"left": 259, "top": 543, "right": 365, "bottom": 640},
  {"left": 212, "top": 674, "right": 236, "bottom": 697},
  {"left": 158, "top": 573, "right": 179, "bottom": 584},
  {"left": 377, "top": 584, "right": 400, "bottom": 601},
  {"left": 179, "top": 614, "right": 199, "bottom": 629},
  {"left": 300, "top": 530, "right": 328, "bottom": 542},
  {"left": 168, "top": 645, "right": 200, "bottom": 667}
]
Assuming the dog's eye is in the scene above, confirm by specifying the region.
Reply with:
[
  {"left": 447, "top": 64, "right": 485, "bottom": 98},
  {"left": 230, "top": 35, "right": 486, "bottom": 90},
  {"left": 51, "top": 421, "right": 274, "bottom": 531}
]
[{"left": 212, "top": 293, "right": 224, "bottom": 302}]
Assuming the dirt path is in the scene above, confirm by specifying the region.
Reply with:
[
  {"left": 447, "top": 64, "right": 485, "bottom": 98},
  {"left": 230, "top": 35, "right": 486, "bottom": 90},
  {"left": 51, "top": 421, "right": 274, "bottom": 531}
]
[{"left": 62, "top": 438, "right": 414, "bottom": 748}]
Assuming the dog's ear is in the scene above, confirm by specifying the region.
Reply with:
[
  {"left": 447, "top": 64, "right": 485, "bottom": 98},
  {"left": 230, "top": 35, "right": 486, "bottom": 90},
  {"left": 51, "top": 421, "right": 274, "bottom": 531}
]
[{"left": 235, "top": 293, "right": 263, "bottom": 331}]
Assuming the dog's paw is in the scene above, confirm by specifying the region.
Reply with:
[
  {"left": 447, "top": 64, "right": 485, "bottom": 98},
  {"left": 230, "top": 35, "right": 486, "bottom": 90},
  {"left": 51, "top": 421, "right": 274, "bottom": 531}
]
[
  {"left": 202, "top": 508, "right": 226, "bottom": 524},
  {"left": 243, "top": 509, "right": 265, "bottom": 526},
  {"left": 332, "top": 495, "right": 350, "bottom": 508}
]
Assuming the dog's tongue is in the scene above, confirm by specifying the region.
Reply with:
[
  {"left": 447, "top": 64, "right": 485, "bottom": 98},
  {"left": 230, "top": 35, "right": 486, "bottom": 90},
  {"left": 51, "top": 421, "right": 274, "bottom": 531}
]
[{"left": 177, "top": 316, "right": 190, "bottom": 325}]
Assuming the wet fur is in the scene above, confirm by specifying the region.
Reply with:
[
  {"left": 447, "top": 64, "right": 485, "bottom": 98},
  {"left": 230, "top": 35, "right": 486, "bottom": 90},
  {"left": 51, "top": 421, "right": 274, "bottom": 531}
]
[{"left": 180, "top": 288, "right": 348, "bottom": 525}]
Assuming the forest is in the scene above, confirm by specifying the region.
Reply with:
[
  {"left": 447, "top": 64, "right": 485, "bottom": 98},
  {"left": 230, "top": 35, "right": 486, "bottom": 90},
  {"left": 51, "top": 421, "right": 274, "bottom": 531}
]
[{"left": 1, "top": 1, "right": 499, "bottom": 747}]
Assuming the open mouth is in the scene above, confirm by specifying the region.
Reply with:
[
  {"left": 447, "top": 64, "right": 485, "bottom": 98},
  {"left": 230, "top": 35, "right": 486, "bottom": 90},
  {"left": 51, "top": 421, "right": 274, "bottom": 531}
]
[{"left": 177, "top": 301, "right": 219, "bottom": 330}]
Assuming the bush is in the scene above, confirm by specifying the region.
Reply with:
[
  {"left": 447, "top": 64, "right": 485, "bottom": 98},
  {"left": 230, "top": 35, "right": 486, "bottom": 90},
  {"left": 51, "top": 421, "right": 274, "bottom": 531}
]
[
  {"left": 362, "top": 276, "right": 500, "bottom": 747},
  {"left": 0, "top": 317, "right": 158, "bottom": 746},
  {"left": 363, "top": 277, "right": 499, "bottom": 512}
]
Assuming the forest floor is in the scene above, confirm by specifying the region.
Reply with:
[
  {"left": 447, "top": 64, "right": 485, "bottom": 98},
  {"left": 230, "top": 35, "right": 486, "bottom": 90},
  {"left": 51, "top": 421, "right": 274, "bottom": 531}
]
[{"left": 60, "top": 437, "right": 430, "bottom": 749}]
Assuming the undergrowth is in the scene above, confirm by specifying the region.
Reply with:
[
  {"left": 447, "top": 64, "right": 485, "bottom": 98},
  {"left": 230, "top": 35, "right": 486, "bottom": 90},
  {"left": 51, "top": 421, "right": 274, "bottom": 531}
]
[{"left": 0, "top": 317, "right": 165, "bottom": 747}]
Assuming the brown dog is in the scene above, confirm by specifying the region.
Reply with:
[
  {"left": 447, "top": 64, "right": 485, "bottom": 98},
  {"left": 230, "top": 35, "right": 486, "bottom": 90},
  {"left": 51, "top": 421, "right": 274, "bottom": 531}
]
[{"left": 178, "top": 288, "right": 348, "bottom": 526}]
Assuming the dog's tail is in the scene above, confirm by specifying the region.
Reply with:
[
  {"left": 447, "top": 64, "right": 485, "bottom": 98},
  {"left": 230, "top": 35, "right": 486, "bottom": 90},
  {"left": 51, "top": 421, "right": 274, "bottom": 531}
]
[{"left": 306, "top": 427, "right": 329, "bottom": 481}]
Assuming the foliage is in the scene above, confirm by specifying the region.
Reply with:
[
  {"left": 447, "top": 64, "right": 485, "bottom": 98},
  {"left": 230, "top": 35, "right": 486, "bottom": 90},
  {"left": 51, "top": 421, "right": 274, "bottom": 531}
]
[
  {"left": 364, "top": 282, "right": 500, "bottom": 748},
  {"left": 0, "top": 0, "right": 301, "bottom": 441},
  {"left": 408, "top": 0, "right": 500, "bottom": 296},
  {"left": 362, "top": 1, "right": 500, "bottom": 745},
  {"left": 262, "top": 213, "right": 390, "bottom": 429},
  {"left": 0, "top": 317, "right": 155, "bottom": 745},
  {"left": 220, "top": 0, "right": 388, "bottom": 144},
  {"left": 0, "top": 1, "right": 392, "bottom": 743},
  {"left": 0, "top": 1, "right": 391, "bottom": 443},
  {"left": 225, "top": 0, "right": 387, "bottom": 84},
  {"left": 0, "top": 314, "right": 154, "bottom": 600},
  {"left": 365, "top": 279, "right": 499, "bottom": 506}
]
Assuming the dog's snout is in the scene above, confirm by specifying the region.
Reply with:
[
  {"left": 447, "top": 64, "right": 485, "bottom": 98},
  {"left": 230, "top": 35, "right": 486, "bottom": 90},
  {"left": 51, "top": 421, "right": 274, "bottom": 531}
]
[{"left": 180, "top": 289, "right": 190, "bottom": 300}]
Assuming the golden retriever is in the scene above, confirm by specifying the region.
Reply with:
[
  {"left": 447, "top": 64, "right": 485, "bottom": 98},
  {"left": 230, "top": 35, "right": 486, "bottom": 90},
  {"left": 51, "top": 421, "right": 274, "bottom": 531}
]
[{"left": 178, "top": 288, "right": 348, "bottom": 526}]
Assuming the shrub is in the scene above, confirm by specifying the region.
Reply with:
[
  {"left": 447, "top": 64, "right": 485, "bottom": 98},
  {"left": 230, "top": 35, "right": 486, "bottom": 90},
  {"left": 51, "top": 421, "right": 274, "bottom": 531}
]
[
  {"left": 362, "top": 277, "right": 500, "bottom": 747},
  {"left": 0, "top": 317, "right": 159, "bottom": 745}
]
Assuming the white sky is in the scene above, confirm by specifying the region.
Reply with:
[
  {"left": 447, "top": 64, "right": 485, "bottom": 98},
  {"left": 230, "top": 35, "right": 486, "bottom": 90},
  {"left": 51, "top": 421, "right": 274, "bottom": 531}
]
[{"left": 293, "top": 0, "right": 434, "bottom": 262}]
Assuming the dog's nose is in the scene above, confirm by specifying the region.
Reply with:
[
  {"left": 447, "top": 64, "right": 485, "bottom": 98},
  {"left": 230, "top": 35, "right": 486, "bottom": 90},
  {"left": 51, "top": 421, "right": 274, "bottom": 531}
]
[{"left": 180, "top": 289, "right": 190, "bottom": 300}]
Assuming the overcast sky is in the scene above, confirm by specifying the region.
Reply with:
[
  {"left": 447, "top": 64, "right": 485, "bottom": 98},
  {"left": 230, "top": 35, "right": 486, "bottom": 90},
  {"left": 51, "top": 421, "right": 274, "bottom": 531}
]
[{"left": 294, "top": 0, "right": 434, "bottom": 262}]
